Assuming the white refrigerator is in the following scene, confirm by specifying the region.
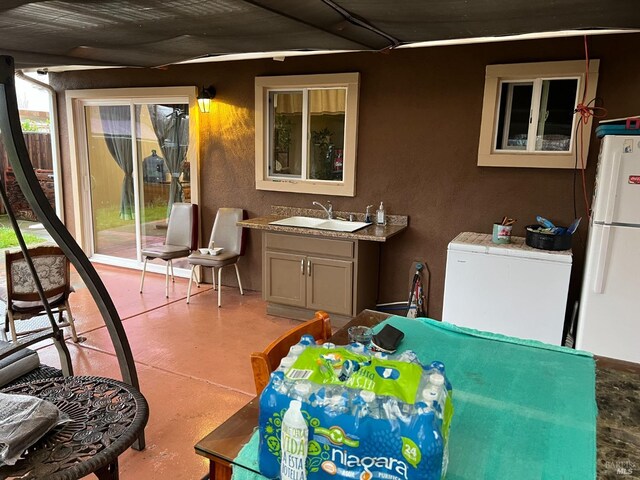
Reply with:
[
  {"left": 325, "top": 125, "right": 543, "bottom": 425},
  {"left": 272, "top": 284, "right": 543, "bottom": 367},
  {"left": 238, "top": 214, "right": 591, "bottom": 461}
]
[
  {"left": 442, "top": 232, "right": 572, "bottom": 345},
  {"left": 576, "top": 134, "right": 640, "bottom": 363}
]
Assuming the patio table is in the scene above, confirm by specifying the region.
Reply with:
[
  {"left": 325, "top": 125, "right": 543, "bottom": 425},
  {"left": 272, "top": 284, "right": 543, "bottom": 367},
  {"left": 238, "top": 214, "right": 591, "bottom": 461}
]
[
  {"left": 0, "top": 375, "right": 148, "bottom": 480},
  {"left": 194, "top": 310, "right": 640, "bottom": 480}
]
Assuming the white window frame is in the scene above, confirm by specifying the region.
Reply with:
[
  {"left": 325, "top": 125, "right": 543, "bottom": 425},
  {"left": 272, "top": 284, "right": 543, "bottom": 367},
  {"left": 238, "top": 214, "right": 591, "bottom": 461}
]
[
  {"left": 255, "top": 73, "right": 360, "bottom": 196},
  {"left": 478, "top": 60, "right": 599, "bottom": 168},
  {"left": 65, "top": 87, "right": 200, "bottom": 275}
]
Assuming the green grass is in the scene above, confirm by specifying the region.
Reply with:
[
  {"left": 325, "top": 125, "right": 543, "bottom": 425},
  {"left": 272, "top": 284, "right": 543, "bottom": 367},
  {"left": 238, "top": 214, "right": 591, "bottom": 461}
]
[
  {"left": 0, "top": 227, "right": 47, "bottom": 249},
  {"left": 93, "top": 203, "right": 170, "bottom": 232}
]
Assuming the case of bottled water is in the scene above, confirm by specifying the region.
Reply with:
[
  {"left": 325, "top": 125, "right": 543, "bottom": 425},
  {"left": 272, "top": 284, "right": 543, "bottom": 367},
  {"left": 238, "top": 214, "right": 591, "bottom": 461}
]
[{"left": 258, "top": 340, "right": 453, "bottom": 480}]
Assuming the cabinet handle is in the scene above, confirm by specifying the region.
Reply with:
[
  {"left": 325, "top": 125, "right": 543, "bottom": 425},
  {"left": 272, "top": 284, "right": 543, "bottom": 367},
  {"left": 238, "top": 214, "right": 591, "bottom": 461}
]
[
  {"left": 300, "top": 259, "right": 305, "bottom": 275},
  {"left": 307, "top": 259, "right": 311, "bottom": 276}
]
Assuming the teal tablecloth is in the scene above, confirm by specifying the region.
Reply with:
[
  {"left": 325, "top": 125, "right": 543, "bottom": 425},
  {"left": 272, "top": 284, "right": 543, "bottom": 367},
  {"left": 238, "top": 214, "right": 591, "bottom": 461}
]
[{"left": 233, "top": 316, "right": 597, "bottom": 480}]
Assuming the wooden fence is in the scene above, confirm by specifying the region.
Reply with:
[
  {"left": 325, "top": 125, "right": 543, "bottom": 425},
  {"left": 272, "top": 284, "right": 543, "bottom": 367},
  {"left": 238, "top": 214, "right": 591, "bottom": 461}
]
[
  {"left": 0, "top": 132, "right": 54, "bottom": 218},
  {"left": 0, "top": 132, "right": 53, "bottom": 171}
]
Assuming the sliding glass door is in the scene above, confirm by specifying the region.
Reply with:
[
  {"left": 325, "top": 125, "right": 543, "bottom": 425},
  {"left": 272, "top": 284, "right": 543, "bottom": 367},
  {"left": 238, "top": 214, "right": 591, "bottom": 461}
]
[{"left": 80, "top": 95, "right": 195, "bottom": 271}]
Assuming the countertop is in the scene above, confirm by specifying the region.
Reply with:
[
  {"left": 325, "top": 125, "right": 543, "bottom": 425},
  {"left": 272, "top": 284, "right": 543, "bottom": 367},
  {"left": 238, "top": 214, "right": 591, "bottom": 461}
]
[
  {"left": 594, "top": 356, "right": 640, "bottom": 478},
  {"left": 238, "top": 206, "right": 408, "bottom": 242},
  {"left": 449, "top": 232, "right": 573, "bottom": 262}
]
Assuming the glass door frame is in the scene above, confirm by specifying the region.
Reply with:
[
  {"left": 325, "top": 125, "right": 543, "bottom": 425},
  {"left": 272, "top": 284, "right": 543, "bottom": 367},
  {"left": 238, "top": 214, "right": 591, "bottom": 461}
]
[{"left": 65, "top": 87, "right": 200, "bottom": 277}]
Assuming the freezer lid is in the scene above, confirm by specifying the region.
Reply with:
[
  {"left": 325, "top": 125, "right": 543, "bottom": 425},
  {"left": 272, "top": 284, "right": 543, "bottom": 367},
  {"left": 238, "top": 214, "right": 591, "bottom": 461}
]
[
  {"left": 593, "top": 135, "right": 640, "bottom": 225},
  {"left": 448, "top": 232, "right": 572, "bottom": 263}
]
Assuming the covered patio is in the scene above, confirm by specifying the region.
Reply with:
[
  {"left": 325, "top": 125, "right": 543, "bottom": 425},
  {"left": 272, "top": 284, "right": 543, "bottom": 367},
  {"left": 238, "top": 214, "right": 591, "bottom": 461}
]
[{"left": 1, "top": 1, "right": 640, "bottom": 479}]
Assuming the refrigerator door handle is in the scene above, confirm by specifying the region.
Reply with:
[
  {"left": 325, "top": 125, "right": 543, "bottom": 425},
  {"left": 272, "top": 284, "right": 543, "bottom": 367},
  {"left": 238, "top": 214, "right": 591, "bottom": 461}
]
[
  {"left": 603, "top": 151, "right": 622, "bottom": 224},
  {"left": 592, "top": 225, "right": 611, "bottom": 294}
]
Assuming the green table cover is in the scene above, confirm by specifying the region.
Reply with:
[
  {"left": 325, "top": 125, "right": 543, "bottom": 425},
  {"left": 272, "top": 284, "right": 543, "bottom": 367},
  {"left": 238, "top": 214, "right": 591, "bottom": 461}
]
[{"left": 233, "top": 316, "right": 597, "bottom": 480}]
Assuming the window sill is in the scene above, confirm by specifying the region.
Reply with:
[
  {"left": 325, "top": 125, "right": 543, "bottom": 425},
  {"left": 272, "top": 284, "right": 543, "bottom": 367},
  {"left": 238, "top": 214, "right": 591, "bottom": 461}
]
[
  {"left": 478, "top": 151, "right": 581, "bottom": 169},
  {"left": 255, "top": 178, "right": 355, "bottom": 196}
]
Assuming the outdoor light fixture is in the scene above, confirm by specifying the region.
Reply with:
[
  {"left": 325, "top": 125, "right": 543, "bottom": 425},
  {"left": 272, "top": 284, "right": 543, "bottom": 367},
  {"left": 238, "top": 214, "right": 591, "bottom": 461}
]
[{"left": 197, "top": 86, "right": 216, "bottom": 113}]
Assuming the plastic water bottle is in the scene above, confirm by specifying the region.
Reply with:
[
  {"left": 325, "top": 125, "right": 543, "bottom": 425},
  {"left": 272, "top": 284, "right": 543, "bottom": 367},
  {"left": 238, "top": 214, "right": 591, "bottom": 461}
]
[
  {"left": 299, "top": 335, "right": 316, "bottom": 346},
  {"left": 322, "top": 342, "right": 336, "bottom": 350},
  {"left": 277, "top": 356, "right": 296, "bottom": 373},
  {"left": 429, "top": 361, "right": 451, "bottom": 391},
  {"left": 382, "top": 396, "right": 408, "bottom": 422},
  {"left": 309, "top": 387, "right": 327, "bottom": 408},
  {"left": 291, "top": 381, "right": 312, "bottom": 403},
  {"left": 348, "top": 342, "right": 367, "bottom": 355},
  {"left": 414, "top": 400, "right": 433, "bottom": 416},
  {"left": 324, "top": 389, "right": 350, "bottom": 416},
  {"left": 280, "top": 400, "right": 308, "bottom": 480},
  {"left": 423, "top": 372, "right": 445, "bottom": 415},
  {"left": 268, "top": 371, "right": 288, "bottom": 395},
  {"left": 397, "top": 350, "right": 421, "bottom": 366},
  {"left": 288, "top": 344, "right": 305, "bottom": 361},
  {"left": 356, "top": 390, "right": 380, "bottom": 419}
]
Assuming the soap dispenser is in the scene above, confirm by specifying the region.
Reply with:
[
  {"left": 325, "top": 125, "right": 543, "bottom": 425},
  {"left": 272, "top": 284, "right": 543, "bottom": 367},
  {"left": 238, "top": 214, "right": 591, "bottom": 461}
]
[{"left": 376, "top": 202, "right": 386, "bottom": 226}]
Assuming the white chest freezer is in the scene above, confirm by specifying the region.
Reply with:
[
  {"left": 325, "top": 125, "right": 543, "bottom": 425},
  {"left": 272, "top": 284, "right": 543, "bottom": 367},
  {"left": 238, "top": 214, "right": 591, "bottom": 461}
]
[{"left": 442, "top": 232, "right": 572, "bottom": 345}]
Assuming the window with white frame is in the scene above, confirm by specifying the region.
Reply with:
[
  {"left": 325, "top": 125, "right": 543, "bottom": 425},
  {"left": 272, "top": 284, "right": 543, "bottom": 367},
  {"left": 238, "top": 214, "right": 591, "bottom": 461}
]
[
  {"left": 255, "top": 73, "right": 359, "bottom": 196},
  {"left": 478, "top": 60, "right": 599, "bottom": 168}
]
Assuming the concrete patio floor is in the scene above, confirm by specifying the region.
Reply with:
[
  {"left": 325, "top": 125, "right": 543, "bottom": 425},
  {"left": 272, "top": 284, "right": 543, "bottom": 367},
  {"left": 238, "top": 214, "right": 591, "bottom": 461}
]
[{"left": 29, "top": 263, "right": 300, "bottom": 479}]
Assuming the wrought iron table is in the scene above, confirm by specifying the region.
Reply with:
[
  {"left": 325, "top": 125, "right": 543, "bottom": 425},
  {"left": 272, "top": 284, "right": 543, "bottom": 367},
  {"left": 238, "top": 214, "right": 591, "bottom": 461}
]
[{"left": 0, "top": 376, "right": 148, "bottom": 480}]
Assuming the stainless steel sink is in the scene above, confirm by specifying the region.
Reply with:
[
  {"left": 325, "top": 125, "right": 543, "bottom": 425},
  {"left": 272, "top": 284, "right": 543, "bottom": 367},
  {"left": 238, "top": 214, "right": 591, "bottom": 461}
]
[{"left": 269, "top": 216, "right": 371, "bottom": 233}]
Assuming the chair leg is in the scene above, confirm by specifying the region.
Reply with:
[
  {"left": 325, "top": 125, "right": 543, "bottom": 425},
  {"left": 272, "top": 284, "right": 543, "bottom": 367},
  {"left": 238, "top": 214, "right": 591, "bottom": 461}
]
[
  {"left": 139, "top": 257, "right": 148, "bottom": 293},
  {"left": 187, "top": 265, "right": 195, "bottom": 304},
  {"left": 211, "top": 268, "right": 216, "bottom": 290},
  {"left": 234, "top": 263, "right": 244, "bottom": 295},
  {"left": 218, "top": 266, "right": 223, "bottom": 307},
  {"left": 165, "top": 261, "right": 170, "bottom": 298},
  {"left": 169, "top": 260, "right": 175, "bottom": 283},
  {"left": 64, "top": 300, "right": 79, "bottom": 343},
  {"left": 195, "top": 266, "right": 201, "bottom": 288},
  {"left": 7, "top": 311, "right": 17, "bottom": 344}
]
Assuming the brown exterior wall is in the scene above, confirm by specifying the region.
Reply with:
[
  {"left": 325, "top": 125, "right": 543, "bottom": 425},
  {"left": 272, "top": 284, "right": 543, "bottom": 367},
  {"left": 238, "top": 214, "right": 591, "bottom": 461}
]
[{"left": 52, "top": 33, "right": 640, "bottom": 320}]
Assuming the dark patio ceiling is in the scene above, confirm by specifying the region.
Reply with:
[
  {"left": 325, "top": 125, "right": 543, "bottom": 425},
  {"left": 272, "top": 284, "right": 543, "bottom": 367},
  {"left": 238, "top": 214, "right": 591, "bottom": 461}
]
[{"left": 1, "top": 0, "right": 639, "bottom": 70}]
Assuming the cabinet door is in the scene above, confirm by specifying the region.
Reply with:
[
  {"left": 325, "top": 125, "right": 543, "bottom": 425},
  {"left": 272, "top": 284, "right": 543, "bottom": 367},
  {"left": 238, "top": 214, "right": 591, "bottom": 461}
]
[
  {"left": 264, "top": 252, "right": 306, "bottom": 307},
  {"left": 307, "top": 257, "right": 353, "bottom": 315}
]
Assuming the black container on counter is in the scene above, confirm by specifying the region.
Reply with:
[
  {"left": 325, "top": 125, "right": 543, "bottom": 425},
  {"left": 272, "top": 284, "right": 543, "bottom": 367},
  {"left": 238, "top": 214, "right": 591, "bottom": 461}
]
[{"left": 525, "top": 225, "right": 572, "bottom": 251}]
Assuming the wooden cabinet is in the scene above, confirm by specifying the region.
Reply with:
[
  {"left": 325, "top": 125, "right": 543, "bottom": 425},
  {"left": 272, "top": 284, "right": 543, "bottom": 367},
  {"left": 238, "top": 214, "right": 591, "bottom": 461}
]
[
  {"left": 306, "top": 257, "right": 353, "bottom": 315},
  {"left": 263, "top": 232, "right": 379, "bottom": 324},
  {"left": 264, "top": 251, "right": 306, "bottom": 308}
]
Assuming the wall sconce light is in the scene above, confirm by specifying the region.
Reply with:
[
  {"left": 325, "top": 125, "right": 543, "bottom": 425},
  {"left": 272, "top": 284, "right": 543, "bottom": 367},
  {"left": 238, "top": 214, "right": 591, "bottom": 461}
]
[{"left": 197, "top": 86, "right": 216, "bottom": 113}]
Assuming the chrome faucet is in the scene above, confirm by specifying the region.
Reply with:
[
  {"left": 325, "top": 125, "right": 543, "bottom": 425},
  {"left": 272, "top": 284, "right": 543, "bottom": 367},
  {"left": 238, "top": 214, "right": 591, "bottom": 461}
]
[{"left": 313, "top": 200, "right": 333, "bottom": 219}]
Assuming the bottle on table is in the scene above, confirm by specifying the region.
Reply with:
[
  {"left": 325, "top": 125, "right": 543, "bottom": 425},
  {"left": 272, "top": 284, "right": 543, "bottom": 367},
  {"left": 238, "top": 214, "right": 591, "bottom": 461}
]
[{"left": 280, "top": 400, "right": 308, "bottom": 480}]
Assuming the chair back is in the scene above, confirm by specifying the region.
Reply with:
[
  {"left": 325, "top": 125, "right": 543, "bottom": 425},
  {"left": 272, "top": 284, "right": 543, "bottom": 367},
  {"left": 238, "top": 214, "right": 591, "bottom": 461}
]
[
  {"left": 250, "top": 311, "right": 332, "bottom": 394},
  {"left": 209, "top": 208, "right": 244, "bottom": 255},
  {"left": 5, "top": 246, "right": 70, "bottom": 304},
  {"left": 165, "top": 202, "right": 198, "bottom": 250}
]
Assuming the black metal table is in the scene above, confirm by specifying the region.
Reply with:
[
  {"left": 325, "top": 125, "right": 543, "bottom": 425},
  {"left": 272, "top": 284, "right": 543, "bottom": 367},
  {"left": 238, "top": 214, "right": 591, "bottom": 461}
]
[{"left": 0, "top": 376, "right": 148, "bottom": 480}]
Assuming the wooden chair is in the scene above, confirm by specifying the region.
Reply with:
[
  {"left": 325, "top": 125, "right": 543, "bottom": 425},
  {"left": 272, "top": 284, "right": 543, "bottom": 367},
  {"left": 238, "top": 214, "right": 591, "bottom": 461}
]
[
  {"left": 251, "top": 311, "right": 332, "bottom": 395},
  {"left": 1, "top": 246, "right": 79, "bottom": 344}
]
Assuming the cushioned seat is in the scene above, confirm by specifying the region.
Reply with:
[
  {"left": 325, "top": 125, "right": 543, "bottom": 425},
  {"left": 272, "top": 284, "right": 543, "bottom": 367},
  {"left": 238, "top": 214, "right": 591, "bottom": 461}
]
[
  {"left": 140, "top": 245, "right": 191, "bottom": 259},
  {"left": 186, "top": 208, "right": 245, "bottom": 307},
  {"left": 139, "top": 202, "right": 198, "bottom": 298},
  {"left": 5, "top": 293, "right": 66, "bottom": 313},
  {"left": 187, "top": 250, "right": 238, "bottom": 267}
]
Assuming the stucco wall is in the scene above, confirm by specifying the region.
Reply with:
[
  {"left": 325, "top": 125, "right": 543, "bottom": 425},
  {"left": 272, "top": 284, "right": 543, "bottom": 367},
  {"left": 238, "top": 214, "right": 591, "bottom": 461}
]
[{"left": 52, "top": 33, "right": 640, "bottom": 320}]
